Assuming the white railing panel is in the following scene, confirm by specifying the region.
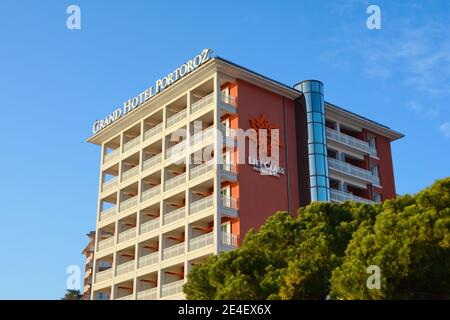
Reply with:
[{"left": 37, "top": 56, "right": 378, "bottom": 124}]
[
  {"left": 163, "top": 207, "right": 185, "bottom": 225},
  {"left": 139, "top": 218, "right": 160, "bottom": 235},
  {"left": 189, "top": 195, "right": 214, "bottom": 216},
  {"left": 189, "top": 232, "right": 214, "bottom": 251}
]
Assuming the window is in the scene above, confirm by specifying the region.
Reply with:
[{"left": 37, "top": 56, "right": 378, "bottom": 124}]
[
  {"left": 371, "top": 165, "right": 379, "bottom": 177},
  {"left": 373, "top": 193, "right": 382, "bottom": 203},
  {"left": 368, "top": 137, "right": 376, "bottom": 148}
]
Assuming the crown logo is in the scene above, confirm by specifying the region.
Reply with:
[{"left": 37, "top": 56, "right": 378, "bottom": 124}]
[{"left": 249, "top": 114, "right": 283, "bottom": 157}]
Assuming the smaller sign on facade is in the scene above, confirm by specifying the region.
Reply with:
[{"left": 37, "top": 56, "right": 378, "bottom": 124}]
[{"left": 248, "top": 157, "right": 285, "bottom": 177}]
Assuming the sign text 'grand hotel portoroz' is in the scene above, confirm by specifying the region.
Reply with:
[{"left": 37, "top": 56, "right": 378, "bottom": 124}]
[{"left": 92, "top": 48, "right": 213, "bottom": 134}]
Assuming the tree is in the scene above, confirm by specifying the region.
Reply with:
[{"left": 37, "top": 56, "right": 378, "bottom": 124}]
[
  {"left": 330, "top": 178, "right": 450, "bottom": 299},
  {"left": 184, "top": 201, "right": 378, "bottom": 299},
  {"left": 61, "top": 289, "right": 82, "bottom": 300},
  {"left": 184, "top": 177, "right": 450, "bottom": 300}
]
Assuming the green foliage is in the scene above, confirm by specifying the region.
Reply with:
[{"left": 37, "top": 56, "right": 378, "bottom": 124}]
[
  {"left": 61, "top": 289, "right": 82, "bottom": 300},
  {"left": 331, "top": 178, "right": 450, "bottom": 299},
  {"left": 184, "top": 178, "right": 450, "bottom": 299},
  {"left": 184, "top": 202, "right": 377, "bottom": 299},
  {"left": 184, "top": 178, "right": 450, "bottom": 300}
]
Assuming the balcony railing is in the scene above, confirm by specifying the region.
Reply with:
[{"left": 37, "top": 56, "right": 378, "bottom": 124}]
[
  {"left": 99, "top": 206, "right": 116, "bottom": 221},
  {"left": 189, "top": 232, "right": 214, "bottom": 251},
  {"left": 328, "top": 158, "right": 380, "bottom": 185},
  {"left": 161, "top": 280, "right": 184, "bottom": 298},
  {"left": 191, "top": 93, "right": 214, "bottom": 114},
  {"left": 95, "top": 268, "right": 113, "bottom": 283},
  {"left": 163, "top": 207, "right": 185, "bottom": 225},
  {"left": 85, "top": 254, "right": 93, "bottom": 265},
  {"left": 189, "top": 195, "right": 214, "bottom": 216},
  {"left": 138, "top": 252, "right": 159, "bottom": 269},
  {"left": 141, "top": 185, "right": 161, "bottom": 202},
  {"left": 140, "top": 218, "right": 160, "bottom": 235},
  {"left": 162, "top": 242, "right": 185, "bottom": 260},
  {"left": 116, "top": 294, "right": 134, "bottom": 300},
  {"left": 97, "top": 237, "right": 114, "bottom": 251},
  {"left": 121, "top": 166, "right": 139, "bottom": 182},
  {"left": 123, "top": 136, "right": 141, "bottom": 153},
  {"left": 137, "top": 287, "right": 158, "bottom": 300},
  {"left": 166, "top": 109, "right": 187, "bottom": 128},
  {"left": 190, "top": 160, "right": 214, "bottom": 180},
  {"left": 119, "top": 196, "right": 138, "bottom": 212},
  {"left": 222, "top": 232, "right": 238, "bottom": 247},
  {"left": 103, "top": 149, "right": 119, "bottom": 164},
  {"left": 221, "top": 92, "right": 236, "bottom": 107},
  {"left": 222, "top": 196, "right": 238, "bottom": 210},
  {"left": 165, "top": 141, "right": 186, "bottom": 160},
  {"left": 118, "top": 227, "right": 136, "bottom": 243},
  {"left": 144, "top": 123, "right": 163, "bottom": 141},
  {"left": 190, "top": 126, "right": 214, "bottom": 146},
  {"left": 164, "top": 173, "right": 186, "bottom": 191},
  {"left": 222, "top": 163, "right": 237, "bottom": 174},
  {"left": 326, "top": 128, "right": 377, "bottom": 155},
  {"left": 116, "top": 260, "right": 135, "bottom": 276},
  {"left": 84, "top": 269, "right": 92, "bottom": 279},
  {"left": 102, "top": 176, "right": 118, "bottom": 192},
  {"left": 142, "top": 153, "right": 162, "bottom": 171},
  {"left": 330, "top": 188, "right": 375, "bottom": 205}
]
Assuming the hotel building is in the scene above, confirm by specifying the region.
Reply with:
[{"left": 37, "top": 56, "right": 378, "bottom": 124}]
[
  {"left": 81, "top": 231, "right": 95, "bottom": 300},
  {"left": 86, "top": 51, "right": 403, "bottom": 300}
]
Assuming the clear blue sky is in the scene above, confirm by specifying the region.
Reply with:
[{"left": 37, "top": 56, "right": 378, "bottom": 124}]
[{"left": 0, "top": 0, "right": 449, "bottom": 299}]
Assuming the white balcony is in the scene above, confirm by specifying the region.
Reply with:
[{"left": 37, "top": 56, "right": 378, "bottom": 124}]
[
  {"left": 163, "top": 207, "right": 185, "bottom": 225},
  {"left": 102, "top": 176, "right": 118, "bottom": 192},
  {"left": 103, "top": 149, "right": 119, "bottom": 164},
  {"left": 165, "top": 141, "right": 186, "bottom": 161},
  {"left": 118, "top": 227, "right": 136, "bottom": 244},
  {"left": 84, "top": 269, "right": 92, "bottom": 279},
  {"left": 86, "top": 254, "right": 93, "bottom": 265},
  {"left": 142, "top": 153, "right": 162, "bottom": 172},
  {"left": 139, "top": 218, "right": 160, "bottom": 235},
  {"left": 119, "top": 196, "right": 138, "bottom": 212},
  {"left": 189, "top": 195, "right": 214, "bottom": 216},
  {"left": 330, "top": 188, "right": 375, "bottom": 205},
  {"left": 137, "top": 287, "right": 158, "bottom": 300},
  {"left": 190, "top": 126, "right": 214, "bottom": 146},
  {"left": 97, "top": 237, "right": 114, "bottom": 251},
  {"left": 189, "top": 232, "right": 214, "bottom": 251},
  {"left": 116, "top": 294, "right": 134, "bottom": 300},
  {"left": 138, "top": 252, "right": 159, "bottom": 269},
  {"left": 190, "top": 160, "right": 214, "bottom": 180},
  {"left": 162, "top": 242, "right": 185, "bottom": 260},
  {"left": 121, "top": 166, "right": 139, "bottom": 182},
  {"left": 95, "top": 268, "right": 113, "bottom": 283},
  {"left": 222, "top": 232, "right": 238, "bottom": 247},
  {"left": 141, "top": 185, "right": 161, "bottom": 203},
  {"left": 222, "top": 163, "right": 237, "bottom": 174},
  {"left": 99, "top": 206, "right": 116, "bottom": 221},
  {"left": 222, "top": 196, "right": 238, "bottom": 210},
  {"left": 144, "top": 123, "right": 163, "bottom": 141},
  {"left": 221, "top": 92, "right": 236, "bottom": 107},
  {"left": 161, "top": 280, "right": 184, "bottom": 298},
  {"left": 166, "top": 109, "right": 187, "bottom": 128},
  {"left": 190, "top": 93, "right": 214, "bottom": 114},
  {"left": 326, "top": 128, "right": 377, "bottom": 156},
  {"left": 123, "top": 136, "right": 141, "bottom": 153},
  {"left": 328, "top": 158, "right": 380, "bottom": 185},
  {"left": 116, "top": 260, "right": 135, "bottom": 276},
  {"left": 164, "top": 173, "right": 186, "bottom": 191}
]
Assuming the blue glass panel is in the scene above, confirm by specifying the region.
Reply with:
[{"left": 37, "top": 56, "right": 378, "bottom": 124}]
[
  {"left": 311, "top": 81, "right": 320, "bottom": 92},
  {"left": 309, "top": 157, "right": 316, "bottom": 175},
  {"left": 302, "top": 81, "right": 311, "bottom": 93}
]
